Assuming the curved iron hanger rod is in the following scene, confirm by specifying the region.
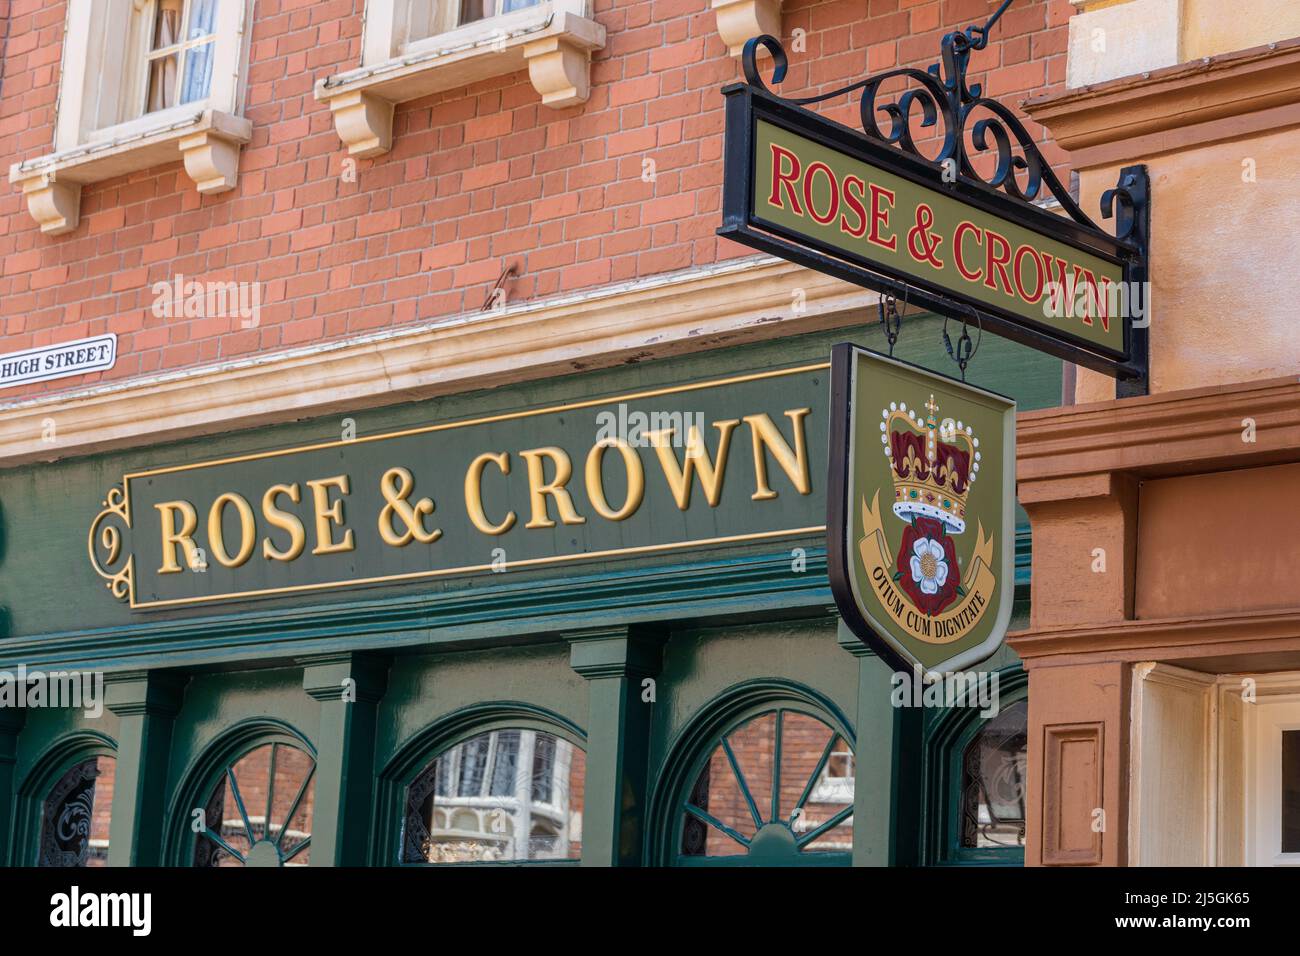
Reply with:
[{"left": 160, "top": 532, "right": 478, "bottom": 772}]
[{"left": 739, "top": 1, "right": 1107, "bottom": 234}]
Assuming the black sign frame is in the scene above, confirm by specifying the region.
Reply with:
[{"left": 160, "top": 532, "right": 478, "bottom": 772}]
[
  {"left": 826, "top": 342, "right": 1018, "bottom": 674},
  {"left": 718, "top": 34, "right": 1152, "bottom": 393}
]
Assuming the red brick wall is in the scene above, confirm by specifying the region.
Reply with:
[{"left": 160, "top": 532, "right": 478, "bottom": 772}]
[
  {"left": 0, "top": 0, "right": 1075, "bottom": 401},
  {"left": 86, "top": 755, "right": 115, "bottom": 866},
  {"left": 567, "top": 745, "right": 585, "bottom": 859}
]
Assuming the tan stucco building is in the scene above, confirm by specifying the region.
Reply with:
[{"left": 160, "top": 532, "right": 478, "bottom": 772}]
[{"left": 1012, "top": 0, "right": 1300, "bottom": 866}]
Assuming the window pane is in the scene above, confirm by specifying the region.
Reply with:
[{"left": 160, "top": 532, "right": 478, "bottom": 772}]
[
  {"left": 777, "top": 713, "right": 839, "bottom": 819},
  {"left": 152, "top": 0, "right": 185, "bottom": 49},
  {"left": 681, "top": 748, "right": 758, "bottom": 857},
  {"left": 409, "top": 0, "right": 465, "bottom": 42},
  {"left": 1282, "top": 730, "right": 1300, "bottom": 853},
  {"left": 960, "top": 700, "right": 1028, "bottom": 849},
  {"left": 180, "top": 40, "right": 215, "bottom": 104},
  {"left": 801, "top": 815, "right": 854, "bottom": 853},
  {"left": 679, "top": 709, "right": 854, "bottom": 862},
  {"left": 435, "top": 751, "right": 452, "bottom": 797},
  {"left": 457, "top": 735, "right": 488, "bottom": 796},
  {"left": 38, "top": 756, "right": 116, "bottom": 867},
  {"left": 725, "top": 712, "right": 776, "bottom": 822},
  {"left": 188, "top": 0, "right": 219, "bottom": 39},
  {"left": 501, "top": 0, "right": 540, "bottom": 11},
  {"left": 268, "top": 745, "right": 315, "bottom": 864},
  {"left": 146, "top": 54, "right": 179, "bottom": 113},
  {"left": 488, "top": 730, "right": 520, "bottom": 797},
  {"left": 193, "top": 742, "right": 316, "bottom": 867},
  {"left": 531, "top": 733, "right": 556, "bottom": 803},
  {"left": 403, "top": 730, "right": 585, "bottom": 863},
  {"left": 459, "top": 0, "right": 488, "bottom": 25}
]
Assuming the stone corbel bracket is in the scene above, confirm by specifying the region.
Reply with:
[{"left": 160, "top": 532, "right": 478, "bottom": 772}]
[
  {"left": 712, "top": 0, "right": 782, "bottom": 57},
  {"left": 315, "top": 9, "right": 606, "bottom": 159},
  {"left": 8, "top": 110, "right": 253, "bottom": 236}
]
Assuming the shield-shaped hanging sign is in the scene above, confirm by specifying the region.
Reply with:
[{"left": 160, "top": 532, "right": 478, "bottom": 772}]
[{"left": 828, "top": 344, "right": 1017, "bottom": 674}]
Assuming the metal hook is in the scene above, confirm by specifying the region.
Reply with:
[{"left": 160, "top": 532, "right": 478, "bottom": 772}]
[
  {"left": 877, "top": 284, "right": 911, "bottom": 357},
  {"left": 942, "top": 306, "right": 983, "bottom": 381}
]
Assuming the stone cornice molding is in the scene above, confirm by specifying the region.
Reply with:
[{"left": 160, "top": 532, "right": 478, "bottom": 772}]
[
  {"left": 1023, "top": 36, "right": 1300, "bottom": 168},
  {"left": 1017, "top": 374, "right": 1300, "bottom": 496},
  {"left": 1009, "top": 607, "right": 1300, "bottom": 665},
  {"left": 0, "top": 257, "right": 876, "bottom": 469},
  {"left": 1015, "top": 374, "right": 1300, "bottom": 664}
]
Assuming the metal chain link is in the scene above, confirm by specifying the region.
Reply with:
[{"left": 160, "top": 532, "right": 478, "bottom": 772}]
[
  {"left": 942, "top": 307, "right": 983, "bottom": 381},
  {"left": 877, "top": 284, "right": 910, "bottom": 357}
]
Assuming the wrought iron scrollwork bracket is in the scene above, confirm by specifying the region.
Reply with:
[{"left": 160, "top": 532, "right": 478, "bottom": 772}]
[
  {"left": 1103, "top": 165, "right": 1151, "bottom": 397},
  {"left": 741, "top": 31, "right": 1096, "bottom": 227},
  {"left": 736, "top": 29, "right": 1152, "bottom": 396}
]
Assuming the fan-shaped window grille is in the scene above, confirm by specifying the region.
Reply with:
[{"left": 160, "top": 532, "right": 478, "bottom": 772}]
[
  {"left": 193, "top": 742, "right": 316, "bottom": 867},
  {"left": 676, "top": 708, "right": 853, "bottom": 865}
]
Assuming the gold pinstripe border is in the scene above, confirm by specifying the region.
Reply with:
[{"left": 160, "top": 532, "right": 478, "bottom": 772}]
[{"left": 118, "top": 362, "right": 832, "bottom": 609}]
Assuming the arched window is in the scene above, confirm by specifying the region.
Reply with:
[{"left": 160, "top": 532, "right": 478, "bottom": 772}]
[
  {"left": 678, "top": 709, "right": 853, "bottom": 864},
  {"left": 194, "top": 741, "right": 316, "bottom": 867},
  {"left": 651, "top": 683, "right": 856, "bottom": 866},
  {"left": 38, "top": 755, "right": 116, "bottom": 867},
  {"left": 164, "top": 719, "right": 318, "bottom": 868},
  {"left": 923, "top": 666, "right": 1027, "bottom": 865},
  {"left": 14, "top": 733, "right": 117, "bottom": 868},
  {"left": 958, "top": 700, "right": 1027, "bottom": 851},
  {"left": 401, "top": 728, "right": 585, "bottom": 863}
]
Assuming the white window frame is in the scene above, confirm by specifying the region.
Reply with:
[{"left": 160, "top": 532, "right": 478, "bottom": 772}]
[
  {"left": 316, "top": 0, "right": 605, "bottom": 159},
  {"left": 810, "top": 745, "right": 854, "bottom": 804},
  {"left": 1130, "top": 665, "right": 1300, "bottom": 866},
  {"left": 1245, "top": 694, "right": 1300, "bottom": 866},
  {"left": 8, "top": 0, "right": 256, "bottom": 236}
]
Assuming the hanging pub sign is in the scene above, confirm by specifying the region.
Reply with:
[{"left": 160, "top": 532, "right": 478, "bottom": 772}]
[
  {"left": 827, "top": 345, "right": 1016, "bottom": 674},
  {"left": 719, "top": 28, "right": 1150, "bottom": 387},
  {"left": 719, "top": 15, "right": 1152, "bottom": 669}
]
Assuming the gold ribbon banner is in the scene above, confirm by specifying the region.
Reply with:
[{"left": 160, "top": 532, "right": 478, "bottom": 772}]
[{"left": 858, "top": 492, "right": 996, "bottom": 646}]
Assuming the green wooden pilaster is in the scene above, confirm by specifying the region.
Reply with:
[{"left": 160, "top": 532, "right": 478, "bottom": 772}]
[
  {"left": 300, "top": 653, "right": 388, "bottom": 867},
  {"left": 838, "top": 621, "right": 922, "bottom": 866},
  {"left": 565, "top": 626, "right": 664, "bottom": 867},
  {"left": 105, "top": 670, "right": 187, "bottom": 866},
  {"left": 0, "top": 708, "right": 24, "bottom": 866}
]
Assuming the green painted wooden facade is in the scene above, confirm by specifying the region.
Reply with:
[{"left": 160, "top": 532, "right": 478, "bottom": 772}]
[{"left": 0, "top": 318, "right": 1057, "bottom": 866}]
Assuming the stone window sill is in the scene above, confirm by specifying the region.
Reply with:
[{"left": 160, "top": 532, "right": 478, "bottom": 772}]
[
  {"left": 313, "top": 6, "right": 605, "bottom": 159},
  {"left": 8, "top": 109, "right": 253, "bottom": 236}
]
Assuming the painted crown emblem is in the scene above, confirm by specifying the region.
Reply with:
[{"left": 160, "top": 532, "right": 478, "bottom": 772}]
[{"left": 879, "top": 394, "right": 981, "bottom": 534}]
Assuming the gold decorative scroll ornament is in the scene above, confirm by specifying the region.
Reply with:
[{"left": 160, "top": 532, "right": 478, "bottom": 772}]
[{"left": 87, "top": 485, "right": 135, "bottom": 601}]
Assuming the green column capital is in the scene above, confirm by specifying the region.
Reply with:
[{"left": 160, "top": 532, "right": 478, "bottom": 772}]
[
  {"left": 564, "top": 625, "right": 665, "bottom": 681},
  {"left": 104, "top": 670, "right": 187, "bottom": 718},
  {"left": 299, "top": 652, "right": 389, "bottom": 703},
  {"left": 563, "top": 625, "right": 666, "bottom": 867},
  {"left": 105, "top": 670, "right": 187, "bottom": 866},
  {"left": 299, "top": 652, "right": 389, "bottom": 866},
  {"left": 836, "top": 618, "right": 878, "bottom": 659}
]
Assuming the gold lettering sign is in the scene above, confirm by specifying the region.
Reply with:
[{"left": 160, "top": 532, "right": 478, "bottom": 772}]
[{"left": 88, "top": 364, "right": 829, "bottom": 610}]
